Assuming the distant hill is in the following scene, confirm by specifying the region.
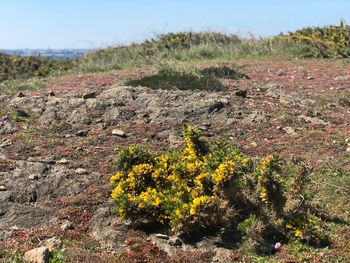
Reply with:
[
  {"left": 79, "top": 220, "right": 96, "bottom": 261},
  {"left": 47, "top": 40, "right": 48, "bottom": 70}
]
[{"left": 0, "top": 49, "right": 92, "bottom": 59}]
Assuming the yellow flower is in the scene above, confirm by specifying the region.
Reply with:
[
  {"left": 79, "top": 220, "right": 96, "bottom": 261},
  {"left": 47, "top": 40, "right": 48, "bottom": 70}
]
[
  {"left": 110, "top": 172, "right": 124, "bottom": 185},
  {"left": 111, "top": 184, "right": 124, "bottom": 199},
  {"left": 294, "top": 229, "right": 303, "bottom": 237},
  {"left": 260, "top": 187, "right": 268, "bottom": 203},
  {"left": 190, "top": 196, "right": 212, "bottom": 215},
  {"left": 212, "top": 161, "right": 235, "bottom": 187}
]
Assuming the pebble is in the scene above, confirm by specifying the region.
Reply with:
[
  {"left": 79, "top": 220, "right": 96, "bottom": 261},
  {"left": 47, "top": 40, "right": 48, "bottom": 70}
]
[
  {"left": 155, "top": 233, "right": 169, "bottom": 240},
  {"left": 24, "top": 247, "right": 51, "bottom": 263},
  {"left": 28, "top": 174, "right": 39, "bottom": 180},
  {"left": 76, "top": 130, "right": 88, "bottom": 137},
  {"left": 58, "top": 158, "right": 69, "bottom": 164},
  {"left": 283, "top": 126, "right": 297, "bottom": 136},
  {"left": 75, "top": 168, "right": 87, "bottom": 175},
  {"left": 61, "top": 221, "right": 74, "bottom": 231},
  {"left": 112, "top": 129, "right": 127, "bottom": 138}
]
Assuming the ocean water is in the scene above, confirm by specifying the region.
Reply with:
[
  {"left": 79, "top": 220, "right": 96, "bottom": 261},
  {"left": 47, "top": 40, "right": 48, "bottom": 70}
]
[{"left": 0, "top": 49, "right": 92, "bottom": 59}]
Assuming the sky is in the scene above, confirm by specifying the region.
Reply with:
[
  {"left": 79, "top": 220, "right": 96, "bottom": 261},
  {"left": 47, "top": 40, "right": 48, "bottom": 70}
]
[{"left": 1, "top": 0, "right": 350, "bottom": 49}]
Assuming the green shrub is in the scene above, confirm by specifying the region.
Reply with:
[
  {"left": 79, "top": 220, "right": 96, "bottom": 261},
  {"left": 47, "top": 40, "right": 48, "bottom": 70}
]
[
  {"left": 276, "top": 23, "right": 350, "bottom": 58},
  {"left": 110, "top": 125, "right": 326, "bottom": 253},
  {"left": 0, "top": 53, "right": 74, "bottom": 81}
]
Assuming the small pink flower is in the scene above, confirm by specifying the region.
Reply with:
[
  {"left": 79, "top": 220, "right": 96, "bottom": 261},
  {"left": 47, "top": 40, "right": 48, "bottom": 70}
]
[{"left": 274, "top": 242, "right": 281, "bottom": 250}]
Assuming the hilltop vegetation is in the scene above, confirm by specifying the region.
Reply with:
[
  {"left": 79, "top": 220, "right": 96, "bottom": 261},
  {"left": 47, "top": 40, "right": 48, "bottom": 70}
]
[{"left": 1, "top": 23, "right": 350, "bottom": 82}]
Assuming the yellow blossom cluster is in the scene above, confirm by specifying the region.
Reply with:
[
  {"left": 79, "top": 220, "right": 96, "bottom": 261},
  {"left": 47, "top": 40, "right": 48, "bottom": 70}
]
[
  {"left": 277, "top": 24, "right": 350, "bottom": 58},
  {"left": 257, "top": 155, "right": 275, "bottom": 204},
  {"left": 109, "top": 124, "right": 322, "bottom": 244},
  {"left": 110, "top": 125, "right": 243, "bottom": 230}
]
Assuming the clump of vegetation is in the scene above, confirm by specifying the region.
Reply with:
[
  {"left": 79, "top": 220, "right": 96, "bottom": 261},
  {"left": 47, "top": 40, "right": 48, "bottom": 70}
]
[
  {"left": 110, "top": 125, "right": 327, "bottom": 253},
  {"left": 0, "top": 53, "right": 74, "bottom": 81},
  {"left": 277, "top": 22, "right": 350, "bottom": 58},
  {"left": 125, "top": 61, "right": 243, "bottom": 91}
]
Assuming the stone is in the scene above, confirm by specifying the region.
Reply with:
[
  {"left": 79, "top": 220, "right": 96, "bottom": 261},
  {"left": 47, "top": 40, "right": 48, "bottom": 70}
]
[
  {"left": 346, "top": 147, "right": 350, "bottom": 152},
  {"left": 168, "top": 237, "right": 182, "bottom": 246},
  {"left": 57, "top": 158, "right": 69, "bottom": 164},
  {"left": 24, "top": 247, "right": 51, "bottom": 263},
  {"left": 82, "top": 92, "right": 96, "bottom": 99},
  {"left": 298, "top": 115, "right": 328, "bottom": 126},
  {"left": 60, "top": 221, "right": 74, "bottom": 231},
  {"left": 154, "top": 233, "right": 169, "bottom": 240},
  {"left": 44, "top": 237, "right": 62, "bottom": 251},
  {"left": 250, "top": 141, "right": 258, "bottom": 148},
  {"left": 226, "top": 118, "right": 236, "bottom": 125},
  {"left": 76, "top": 130, "right": 88, "bottom": 137},
  {"left": 28, "top": 174, "right": 39, "bottom": 180},
  {"left": 0, "top": 208, "right": 5, "bottom": 216},
  {"left": 0, "top": 185, "right": 7, "bottom": 191},
  {"left": 283, "top": 127, "right": 297, "bottom": 136},
  {"left": 75, "top": 168, "right": 87, "bottom": 175},
  {"left": 212, "top": 247, "right": 234, "bottom": 262},
  {"left": 112, "top": 129, "right": 127, "bottom": 138}
]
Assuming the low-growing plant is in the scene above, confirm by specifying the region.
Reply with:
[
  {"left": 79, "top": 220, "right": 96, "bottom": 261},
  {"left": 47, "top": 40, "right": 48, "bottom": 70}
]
[{"left": 110, "top": 125, "right": 327, "bottom": 253}]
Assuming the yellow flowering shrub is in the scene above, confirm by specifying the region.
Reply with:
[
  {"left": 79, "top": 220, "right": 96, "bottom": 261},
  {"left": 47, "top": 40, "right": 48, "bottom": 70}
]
[
  {"left": 110, "top": 125, "right": 325, "bottom": 251},
  {"left": 277, "top": 23, "right": 350, "bottom": 58}
]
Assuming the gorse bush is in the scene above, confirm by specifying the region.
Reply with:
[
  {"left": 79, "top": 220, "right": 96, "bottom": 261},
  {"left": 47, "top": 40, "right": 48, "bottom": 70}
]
[
  {"left": 277, "top": 23, "right": 350, "bottom": 58},
  {"left": 110, "top": 125, "right": 327, "bottom": 253},
  {"left": 0, "top": 53, "right": 74, "bottom": 81}
]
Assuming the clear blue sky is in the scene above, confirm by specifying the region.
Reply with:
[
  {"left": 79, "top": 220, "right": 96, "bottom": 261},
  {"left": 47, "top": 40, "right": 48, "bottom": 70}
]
[{"left": 1, "top": 0, "right": 350, "bottom": 49}]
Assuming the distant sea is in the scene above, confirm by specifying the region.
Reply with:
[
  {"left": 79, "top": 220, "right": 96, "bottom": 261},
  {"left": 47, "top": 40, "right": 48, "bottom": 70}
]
[{"left": 0, "top": 49, "right": 93, "bottom": 59}]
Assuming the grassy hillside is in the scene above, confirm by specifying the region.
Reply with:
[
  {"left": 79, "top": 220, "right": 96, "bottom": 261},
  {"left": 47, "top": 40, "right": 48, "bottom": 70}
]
[{"left": 1, "top": 23, "right": 350, "bottom": 82}]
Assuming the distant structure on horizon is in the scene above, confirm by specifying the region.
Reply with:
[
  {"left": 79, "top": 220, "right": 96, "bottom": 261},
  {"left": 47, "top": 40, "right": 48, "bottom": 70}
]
[{"left": 0, "top": 49, "right": 92, "bottom": 59}]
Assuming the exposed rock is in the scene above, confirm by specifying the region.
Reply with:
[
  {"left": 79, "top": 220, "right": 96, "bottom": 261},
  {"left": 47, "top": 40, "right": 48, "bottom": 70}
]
[
  {"left": 155, "top": 233, "right": 169, "bottom": 240},
  {"left": 211, "top": 247, "right": 234, "bottom": 262},
  {"left": 283, "top": 126, "right": 297, "bottom": 136},
  {"left": 76, "top": 130, "right": 88, "bottom": 137},
  {"left": 89, "top": 203, "right": 128, "bottom": 253},
  {"left": 246, "top": 111, "right": 267, "bottom": 123},
  {"left": 298, "top": 115, "right": 328, "bottom": 126},
  {"left": 0, "top": 119, "right": 17, "bottom": 134},
  {"left": 44, "top": 237, "right": 62, "bottom": 251},
  {"left": 24, "top": 246, "right": 51, "bottom": 263},
  {"left": 334, "top": 75, "right": 350, "bottom": 81},
  {"left": 168, "top": 236, "right": 182, "bottom": 247},
  {"left": 75, "top": 168, "right": 87, "bottom": 175},
  {"left": 57, "top": 158, "right": 69, "bottom": 164},
  {"left": 112, "top": 129, "right": 127, "bottom": 138},
  {"left": 60, "top": 220, "right": 74, "bottom": 231},
  {"left": 82, "top": 92, "right": 96, "bottom": 99},
  {"left": 0, "top": 139, "right": 13, "bottom": 148},
  {"left": 28, "top": 174, "right": 39, "bottom": 180}
]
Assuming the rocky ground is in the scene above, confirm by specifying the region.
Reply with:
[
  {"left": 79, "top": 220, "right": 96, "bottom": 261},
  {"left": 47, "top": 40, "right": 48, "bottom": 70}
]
[{"left": 0, "top": 59, "right": 349, "bottom": 262}]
